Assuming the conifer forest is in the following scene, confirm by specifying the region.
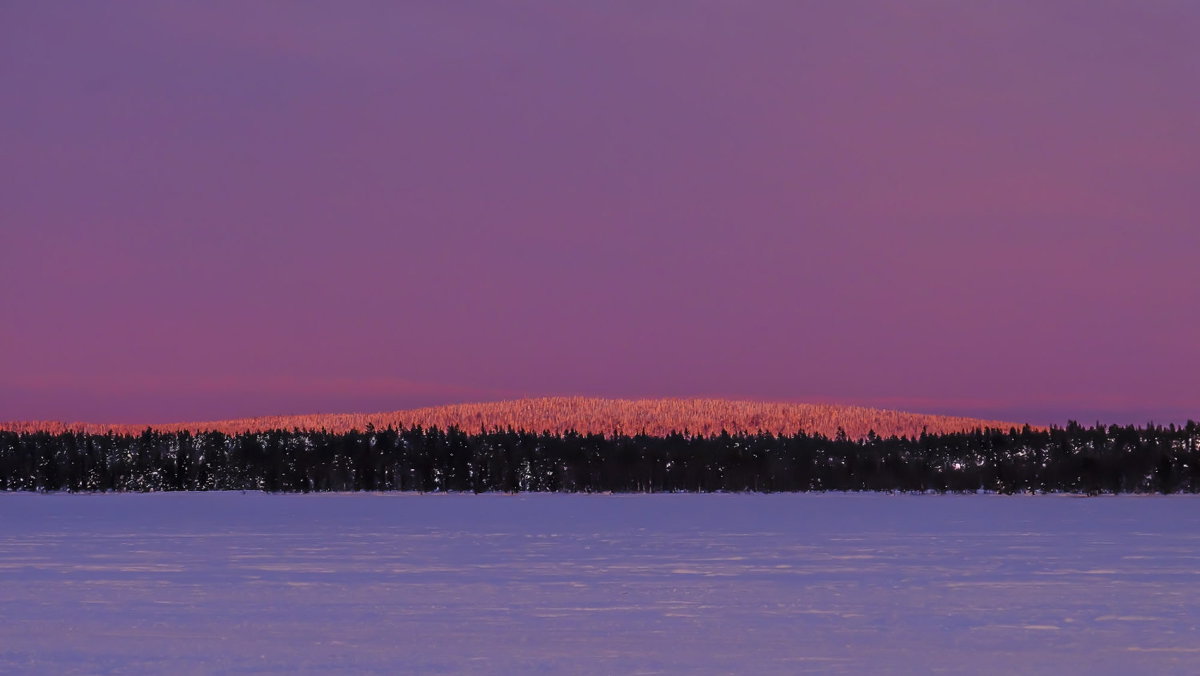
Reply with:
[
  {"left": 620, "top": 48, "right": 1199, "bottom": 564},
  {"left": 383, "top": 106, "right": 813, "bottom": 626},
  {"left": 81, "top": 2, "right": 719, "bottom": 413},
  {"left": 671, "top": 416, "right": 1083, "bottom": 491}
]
[{"left": 3, "top": 422, "right": 1198, "bottom": 494}]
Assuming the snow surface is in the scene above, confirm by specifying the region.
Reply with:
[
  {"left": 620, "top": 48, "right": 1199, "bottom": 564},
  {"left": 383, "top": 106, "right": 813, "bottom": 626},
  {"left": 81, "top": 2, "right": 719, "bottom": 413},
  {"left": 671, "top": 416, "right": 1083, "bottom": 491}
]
[{"left": 1, "top": 493, "right": 1199, "bottom": 674}]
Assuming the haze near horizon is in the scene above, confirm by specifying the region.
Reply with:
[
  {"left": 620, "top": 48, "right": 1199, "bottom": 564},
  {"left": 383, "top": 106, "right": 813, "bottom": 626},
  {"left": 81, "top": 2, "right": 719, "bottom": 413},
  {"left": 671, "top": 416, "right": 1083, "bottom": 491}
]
[{"left": 2, "top": 2, "right": 1197, "bottom": 426}]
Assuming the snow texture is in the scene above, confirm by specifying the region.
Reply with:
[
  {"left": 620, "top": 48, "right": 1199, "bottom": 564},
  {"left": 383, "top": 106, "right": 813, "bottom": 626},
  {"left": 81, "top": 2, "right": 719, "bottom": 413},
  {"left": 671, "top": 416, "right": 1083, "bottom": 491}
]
[{"left": 1, "top": 493, "right": 1199, "bottom": 674}]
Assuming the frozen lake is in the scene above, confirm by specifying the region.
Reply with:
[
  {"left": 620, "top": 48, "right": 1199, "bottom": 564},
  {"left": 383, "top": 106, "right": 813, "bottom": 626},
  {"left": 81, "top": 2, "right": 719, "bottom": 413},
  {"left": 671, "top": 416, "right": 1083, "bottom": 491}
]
[{"left": 2, "top": 494, "right": 1199, "bottom": 674}]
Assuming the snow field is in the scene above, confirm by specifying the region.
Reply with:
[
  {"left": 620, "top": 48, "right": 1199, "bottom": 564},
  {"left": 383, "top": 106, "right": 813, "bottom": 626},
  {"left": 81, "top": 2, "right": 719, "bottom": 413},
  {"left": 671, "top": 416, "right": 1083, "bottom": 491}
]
[{"left": 1, "top": 493, "right": 1199, "bottom": 674}]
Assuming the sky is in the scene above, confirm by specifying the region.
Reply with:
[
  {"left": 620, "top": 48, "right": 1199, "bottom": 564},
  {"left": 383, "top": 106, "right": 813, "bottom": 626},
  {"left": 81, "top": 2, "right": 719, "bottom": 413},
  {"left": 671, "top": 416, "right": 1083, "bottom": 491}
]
[{"left": 2, "top": 1, "right": 1197, "bottom": 426}]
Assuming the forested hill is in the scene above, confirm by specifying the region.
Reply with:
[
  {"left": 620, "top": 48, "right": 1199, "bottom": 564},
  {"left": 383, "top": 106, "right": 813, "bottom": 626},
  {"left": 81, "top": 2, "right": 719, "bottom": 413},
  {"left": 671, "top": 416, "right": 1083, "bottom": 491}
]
[{"left": 2, "top": 397, "right": 1031, "bottom": 439}]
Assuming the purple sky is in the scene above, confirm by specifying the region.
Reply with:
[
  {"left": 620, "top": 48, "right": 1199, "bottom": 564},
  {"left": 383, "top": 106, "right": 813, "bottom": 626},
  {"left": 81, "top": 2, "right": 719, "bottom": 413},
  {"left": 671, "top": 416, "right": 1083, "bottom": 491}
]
[{"left": 2, "top": 1, "right": 1198, "bottom": 426}]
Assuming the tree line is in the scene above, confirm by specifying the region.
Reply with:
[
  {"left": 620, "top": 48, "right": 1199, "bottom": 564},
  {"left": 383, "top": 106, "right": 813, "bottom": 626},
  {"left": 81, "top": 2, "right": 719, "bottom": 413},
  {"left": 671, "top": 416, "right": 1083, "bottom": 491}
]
[{"left": 1, "top": 421, "right": 1197, "bottom": 494}]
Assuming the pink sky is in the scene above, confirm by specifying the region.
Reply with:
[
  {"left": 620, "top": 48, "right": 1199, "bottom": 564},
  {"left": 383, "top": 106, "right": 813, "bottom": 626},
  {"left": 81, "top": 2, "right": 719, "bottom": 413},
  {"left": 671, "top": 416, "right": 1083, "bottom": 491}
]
[{"left": 2, "top": 1, "right": 1197, "bottom": 426}]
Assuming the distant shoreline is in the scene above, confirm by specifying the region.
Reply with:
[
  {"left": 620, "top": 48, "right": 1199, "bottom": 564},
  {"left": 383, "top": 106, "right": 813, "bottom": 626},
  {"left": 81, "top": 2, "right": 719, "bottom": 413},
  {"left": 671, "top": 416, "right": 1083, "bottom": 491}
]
[{"left": 3, "top": 421, "right": 1195, "bottom": 495}]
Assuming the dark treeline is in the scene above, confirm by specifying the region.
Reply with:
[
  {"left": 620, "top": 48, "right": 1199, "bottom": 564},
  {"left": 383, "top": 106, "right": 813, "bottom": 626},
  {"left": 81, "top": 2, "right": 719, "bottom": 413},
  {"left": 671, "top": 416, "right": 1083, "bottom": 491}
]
[{"left": 1, "top": 422, "right": 1198, "bottom": 494}]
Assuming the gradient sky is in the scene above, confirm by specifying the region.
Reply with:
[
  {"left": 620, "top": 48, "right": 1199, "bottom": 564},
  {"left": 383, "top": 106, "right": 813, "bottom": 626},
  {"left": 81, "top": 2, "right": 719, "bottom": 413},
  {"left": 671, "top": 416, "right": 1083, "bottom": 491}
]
[{"left": 2, "top": 1, "right": 1198, "bottom": 426}]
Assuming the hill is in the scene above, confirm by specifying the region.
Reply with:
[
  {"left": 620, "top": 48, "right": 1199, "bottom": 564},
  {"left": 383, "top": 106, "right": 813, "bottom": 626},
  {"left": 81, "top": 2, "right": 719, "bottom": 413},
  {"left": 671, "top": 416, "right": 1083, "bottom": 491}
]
[{"left": 0, "top": 397, "right": 1032, "bottom": 439}]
